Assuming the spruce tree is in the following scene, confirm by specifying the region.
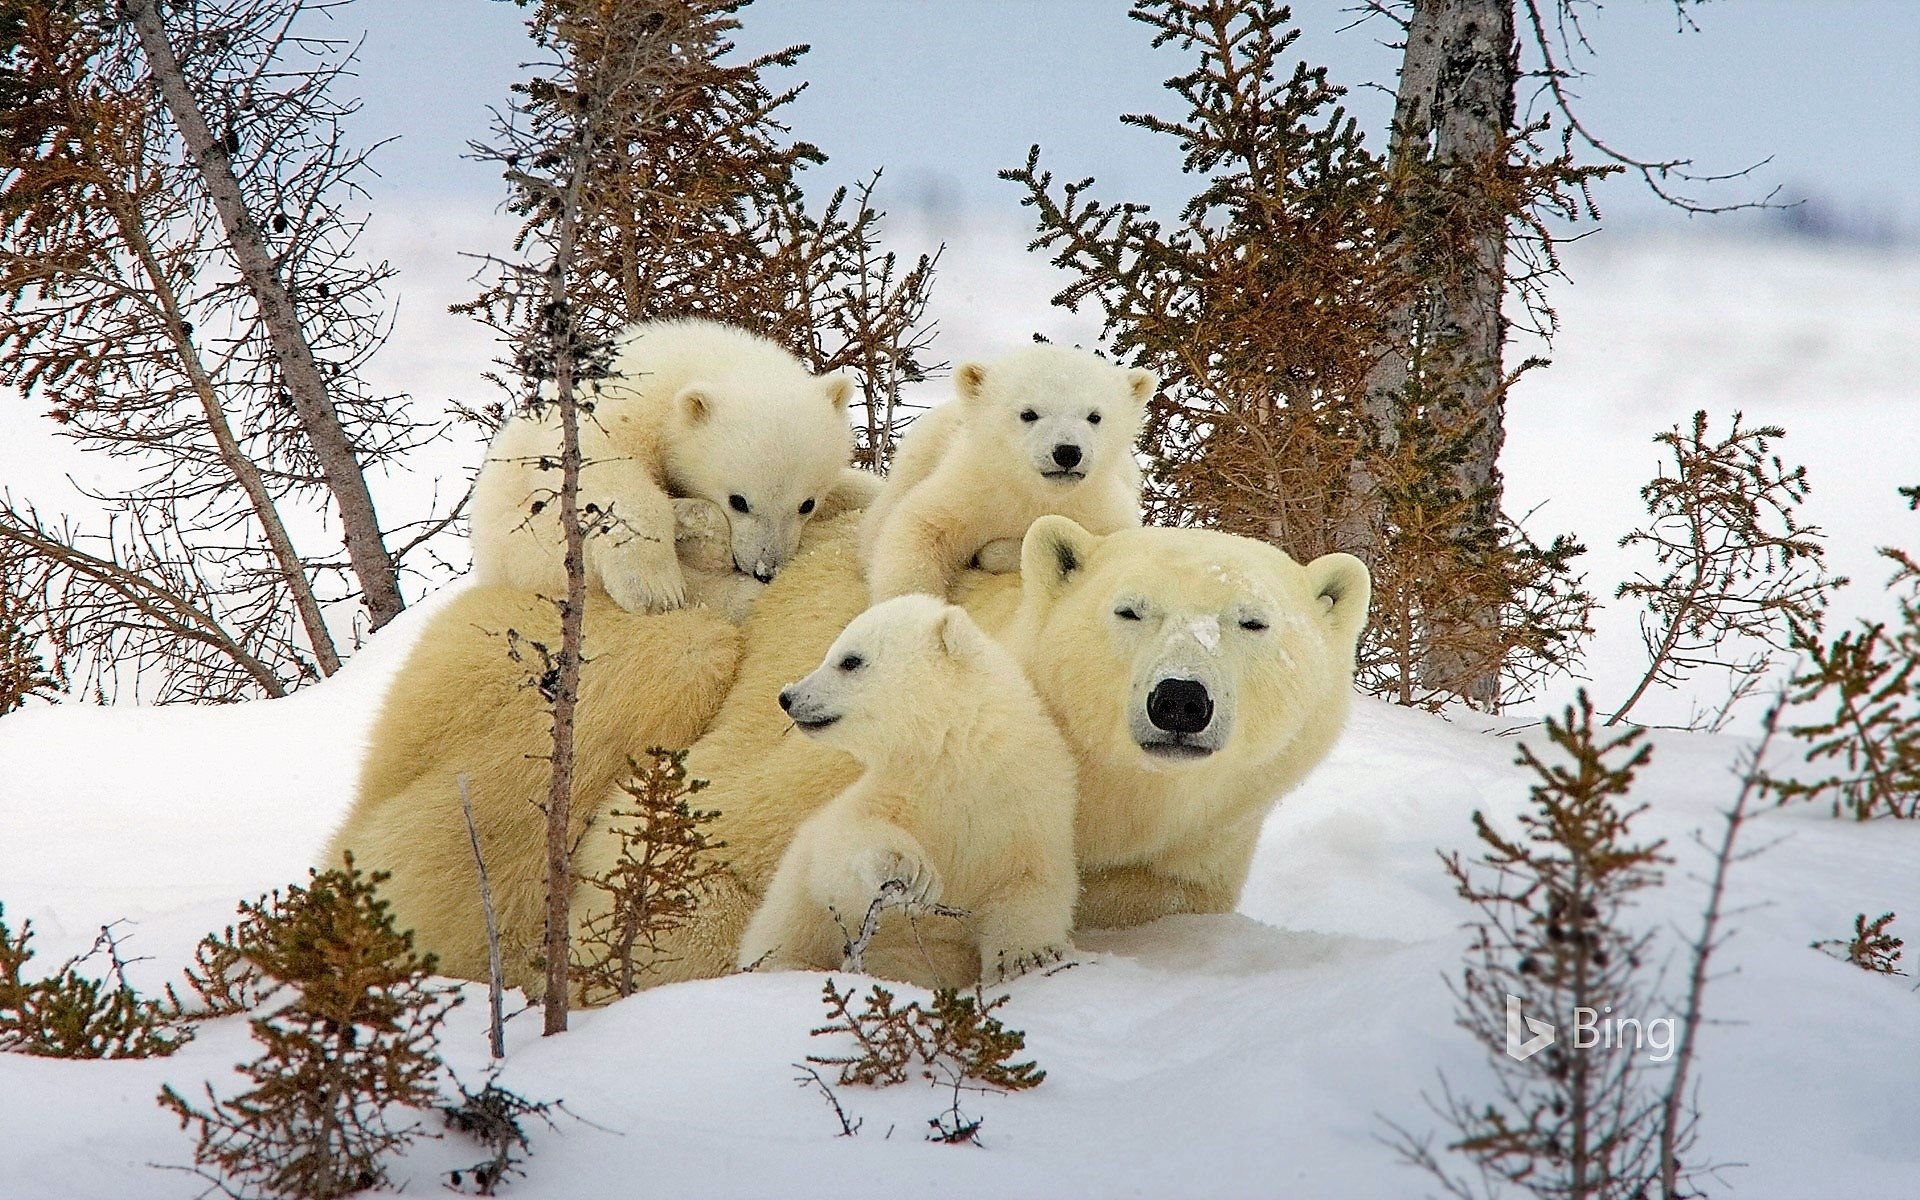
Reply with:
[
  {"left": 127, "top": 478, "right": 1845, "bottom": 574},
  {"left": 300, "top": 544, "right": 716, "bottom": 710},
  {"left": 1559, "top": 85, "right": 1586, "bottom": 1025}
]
[{"left": 159, "top": 858, "right": 456, "bottom": 1200}]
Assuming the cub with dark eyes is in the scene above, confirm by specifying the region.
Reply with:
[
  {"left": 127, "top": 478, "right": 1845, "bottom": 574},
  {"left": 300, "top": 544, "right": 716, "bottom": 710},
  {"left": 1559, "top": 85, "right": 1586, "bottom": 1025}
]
[
  {"left": 860, "top": 344, "right": 1155, "bottom": 602},
  {"left": 737, "top": 594, "right": 1079, "bottom": 984},
  {"left": 470, "top": 317, "right": 870, "bottom": 613}
]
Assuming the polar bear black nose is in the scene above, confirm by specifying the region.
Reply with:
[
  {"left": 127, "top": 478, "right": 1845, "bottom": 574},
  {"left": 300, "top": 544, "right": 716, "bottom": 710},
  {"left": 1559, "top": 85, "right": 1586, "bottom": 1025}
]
[
  {"left": 778, "top": 688, "right": 794, "bottom": 712},
  {"left": 1052, "top": 443, "right": 1082, "bottom": 470},
  {"left": 1147, "top": 678, "right": 1213, "bottom": 734}
]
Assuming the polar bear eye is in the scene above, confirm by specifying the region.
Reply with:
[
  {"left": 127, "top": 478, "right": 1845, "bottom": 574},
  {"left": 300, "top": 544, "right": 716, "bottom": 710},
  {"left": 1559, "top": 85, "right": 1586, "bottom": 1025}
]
[
  {"left": 1114, "top": 605, "right": 1143, "bottom": 622},
  {"left": 1239, "top": 617, "right": 1270, "bottom": 632},
  {"left": 729, "top": 494, "right": 750, "bottom": 514},
  {"left": 1019, "top": 409, "right": 1039, "bottom": 423},
  {"left": 798, "top": 497, "right": 815, "bottom": 515},
  {"left": 1087, "top": 411, "right": 1102, "bottom": 425},
  {"left": 837, "top": 653, "right": 865, "bottom": 672}
]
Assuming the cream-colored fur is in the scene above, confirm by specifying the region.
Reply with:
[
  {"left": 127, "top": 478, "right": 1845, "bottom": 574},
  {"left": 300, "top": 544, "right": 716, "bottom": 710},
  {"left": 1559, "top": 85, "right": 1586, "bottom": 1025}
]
[
  {"left": 341, "top": 507, "right": 1368, "bottom": 995},
  {"left": 470, "top": 318, "right": 859, "bottom": 613},
  {"left": 737, "top": 596, "right": 1077, "bottom": 982},
  {"left": 326, "top": 473, "right": 879, "bottom": 993},
  {"left": 861, "top": 345, "right": 1155, "bottom": 602},
  {"left": 997, "top": 516, "right": 1371, "bottom": 931},
  {"left": 325, "top": 591, "right": 744, "bottom": 992}
]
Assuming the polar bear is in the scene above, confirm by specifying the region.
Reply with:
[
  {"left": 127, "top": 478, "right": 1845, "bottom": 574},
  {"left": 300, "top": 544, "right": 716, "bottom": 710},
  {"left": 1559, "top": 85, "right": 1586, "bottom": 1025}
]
[
  {"left": 337, "top": 510, "right": 1369, "bottom": 995},
  {"left": 737, "top": 595, "right": 1078, "bottom": 982},
  {"left": 470, "top": 318, "right": 862, "bottom": 613},
  {"left": 860, "top": 344, "right": 1155, "bottom": 601}
]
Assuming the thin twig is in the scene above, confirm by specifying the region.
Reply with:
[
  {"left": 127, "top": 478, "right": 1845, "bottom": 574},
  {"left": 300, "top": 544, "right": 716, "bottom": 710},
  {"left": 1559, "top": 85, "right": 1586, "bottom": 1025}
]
[
  {"left": 458, "top": 774, "right": 507, "bottom": 1061},
  {"left": 1658, "top": 697, "right": 1781, "bottom": 1195}
]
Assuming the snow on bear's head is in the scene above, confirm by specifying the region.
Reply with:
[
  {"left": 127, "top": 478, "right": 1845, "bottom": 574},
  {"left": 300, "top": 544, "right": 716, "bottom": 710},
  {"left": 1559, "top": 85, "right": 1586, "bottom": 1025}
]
[
  {"left": 778, "top": 594, "right": 1010, "bottom": 764},
  {"left": 662, "top": 361, "right": 853, "bottom": 582},
  {"left": 952, "top": 345, "right": 1155, "bottom": 488},
  {"left": 1009, "top": 515, "right": 1370, "bottom": 776}
]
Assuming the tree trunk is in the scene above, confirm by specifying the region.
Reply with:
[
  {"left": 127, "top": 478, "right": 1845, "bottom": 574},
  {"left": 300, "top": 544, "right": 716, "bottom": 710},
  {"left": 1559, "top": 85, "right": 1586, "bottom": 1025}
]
[
  {"left": 538, "top": 86, "right": 602, "bottom": 1035},
  {"left": 1368, "top": 0, "right": 1516, "bottom": 708},
  {"left": 1349, "top": 0, "right": 1448, "bottom": 553},
  {"left": 1427, "top": 0, "right": 1514, "bottom": 709},
  {"left": 1429, "top": 0, "right": 1514, "bottom": 522},
  {"left": 124, "top": 0, "right": 406, "bottom": 632}
]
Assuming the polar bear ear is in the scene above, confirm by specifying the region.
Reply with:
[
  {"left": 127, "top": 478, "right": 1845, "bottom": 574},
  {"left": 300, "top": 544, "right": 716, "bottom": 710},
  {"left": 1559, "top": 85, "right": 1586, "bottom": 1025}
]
[
  {"left": 822, "top": 373, "right": 853, "bottom": 414},
  {"left": 936, "top": 605, "right": 985, "bottom": 661},
  {"left": 675, "top": 382, "right": 716, "bottom": 426},
  {"left": 1124, "top": 367, "right": 1159, "bottom": 408},
  {"left": 1307, "top": 553, "right": 1371, "bottom": 641},
  {"left": 954, "top": 362, "right": 989, "bottom": 406},
  {"left": 1020, "top": 514, "right": 1100, "bottom": 603}
]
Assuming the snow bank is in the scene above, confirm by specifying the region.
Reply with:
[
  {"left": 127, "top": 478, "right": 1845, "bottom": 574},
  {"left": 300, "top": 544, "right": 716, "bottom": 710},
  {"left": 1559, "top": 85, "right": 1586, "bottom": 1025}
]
[{"left": 3, "top": 651, "right": 1917, "bottom": 1197}]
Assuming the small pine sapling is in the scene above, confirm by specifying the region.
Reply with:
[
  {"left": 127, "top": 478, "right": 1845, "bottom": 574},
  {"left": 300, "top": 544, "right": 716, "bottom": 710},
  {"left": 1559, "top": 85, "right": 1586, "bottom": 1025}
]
[
  {"left": 0, "top": 907, "right": 189, "bottom": 1058},
  {"left": 157, "top": 856, "right": 457, "bottom": 1200},
  {"left": 807, "top": 979, "right": 921, "bottom": 1087},
  {"left": 1812, "top": 912, "right": 1905, "bottom": 976},
  {"left": 918, "top": 988, "right": 1048, "bottom": 1093},
  {"left": 1611, "top": 410, "right": 1843, "bottom": 729},
  {"left": 801, "top": 977, "right": 1046, "bottom": 1143},
  {"left": 164, "top": 924, "right": 269, "bottom": 1020},
  {"left": 1388, "top": 693, "right": 1674, "bottom": 1199},
  {"left": 1768, "top": 548, "right": 1920, "bottom": 820},
  {"left": 571, "top": 749, "right": 726, "bottom": 1005}
]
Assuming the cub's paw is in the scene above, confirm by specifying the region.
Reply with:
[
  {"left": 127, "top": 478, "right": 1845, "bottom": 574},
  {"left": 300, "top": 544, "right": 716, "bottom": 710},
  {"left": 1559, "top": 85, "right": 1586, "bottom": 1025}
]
[
  {"left": 969, "top": 537, "right": 1025, "bottom": 575},
  {"left": 601, "top": 538, "right": 688, "bottom": 613},
  {"left": 816, "top": 838, "right": 942, "bottom": 922},
  {"left": 852, "top": 844, "right": 942, "bottom": 911},
  {"left": 815, "top": 467, "right": 883, "bottom": 521},
  {"left": 984, "top": 943, "right": 1072, "bottom": 983},
  {"left": 672, "top": 497, "right": 736, "bottom": 576}
]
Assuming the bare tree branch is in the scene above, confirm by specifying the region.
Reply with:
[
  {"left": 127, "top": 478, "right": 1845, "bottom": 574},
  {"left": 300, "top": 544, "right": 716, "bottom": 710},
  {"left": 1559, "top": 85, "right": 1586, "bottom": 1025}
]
[{"left": 123, "top": 0, "right": 406, "bottom": 629}]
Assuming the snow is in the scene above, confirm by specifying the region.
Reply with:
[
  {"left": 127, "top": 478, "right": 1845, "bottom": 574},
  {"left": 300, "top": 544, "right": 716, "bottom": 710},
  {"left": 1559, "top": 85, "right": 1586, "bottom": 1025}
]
[
  {"left": 4, "top": 624, "right": 1920, "bottom": 1197},
  {"left": 1182, "top": 615, "right": 1221, "bottom": 654}
]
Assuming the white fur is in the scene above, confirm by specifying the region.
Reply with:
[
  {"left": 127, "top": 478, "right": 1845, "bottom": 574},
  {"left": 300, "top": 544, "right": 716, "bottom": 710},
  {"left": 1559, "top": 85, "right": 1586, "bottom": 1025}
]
[
  {"left": 860, "top": 344, "right": 1155, "bottom": 602},
  {"left": 469, "top": 319, "right": 853, "bottom": 612},
  {"left": 738, "top": 595, "right": 1079, "bottom": 981}
]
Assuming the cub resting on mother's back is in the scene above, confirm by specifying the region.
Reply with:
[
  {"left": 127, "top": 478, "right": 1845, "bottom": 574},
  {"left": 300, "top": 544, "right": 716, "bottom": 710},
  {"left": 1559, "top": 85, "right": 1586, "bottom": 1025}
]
[
  {"left": 861, "top": 344, "right": 1156, "bottom": 602},
  {"left": 469, "top": 317, "right": 871, "bottom": 613}
]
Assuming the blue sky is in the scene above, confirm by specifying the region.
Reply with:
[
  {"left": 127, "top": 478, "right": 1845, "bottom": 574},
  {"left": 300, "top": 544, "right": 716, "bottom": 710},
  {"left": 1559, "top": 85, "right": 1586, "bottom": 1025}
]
[{"left": 339, "top": 1, "right": 1918, "bottom": 238}]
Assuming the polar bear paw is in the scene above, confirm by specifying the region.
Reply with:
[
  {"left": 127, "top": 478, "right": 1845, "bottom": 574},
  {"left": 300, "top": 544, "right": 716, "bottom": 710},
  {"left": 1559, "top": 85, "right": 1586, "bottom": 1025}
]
[
  {"left": 985, "top": 943, "right": 1070, "bottom": 983},
  {"left": 968, "top": 536, "right": 1026, "bottom": 575},
  {"left": 851, "top": 844, "right": 942, "bottom": 912},
  {"left": 600, "top": 534, "right": 688, "bottom": 614},
  {"left": 672, "top": 497, "right": 736, "bottom": 576}
]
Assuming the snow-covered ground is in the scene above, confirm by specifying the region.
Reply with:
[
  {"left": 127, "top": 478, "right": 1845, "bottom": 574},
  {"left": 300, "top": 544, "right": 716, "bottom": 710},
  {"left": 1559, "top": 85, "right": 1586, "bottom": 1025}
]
[
  {"left": 2, "top": 223, "right": 1917, "bottom": 1196},
  {"left": 2, "top": 598, "right": 1918, "bottom": 1198}
]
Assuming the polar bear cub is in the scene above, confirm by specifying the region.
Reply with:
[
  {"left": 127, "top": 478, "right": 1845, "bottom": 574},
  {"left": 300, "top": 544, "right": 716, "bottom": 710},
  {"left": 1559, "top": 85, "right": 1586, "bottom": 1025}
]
[
  {"left": 470, "top": 318, "right": 857, "bottom": 613},
  {"left": 738, "top": 594, "right": 1079, "bottom": 982},
  {"left": 861, "top": 344, "right": 1155, "bottom": 602}
]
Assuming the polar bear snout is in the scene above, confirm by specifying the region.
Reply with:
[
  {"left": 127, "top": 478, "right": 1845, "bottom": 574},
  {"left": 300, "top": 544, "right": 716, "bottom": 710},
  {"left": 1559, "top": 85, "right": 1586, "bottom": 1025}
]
[
  {"left": 1147, "top": 677, "right": 1214, "bottom": 735},
  {"left": 778, "top": 681, "right": 840, "bottom": 734},
  {"left": 1131, "top": 665, "right": 1234, "bottom": 762}
]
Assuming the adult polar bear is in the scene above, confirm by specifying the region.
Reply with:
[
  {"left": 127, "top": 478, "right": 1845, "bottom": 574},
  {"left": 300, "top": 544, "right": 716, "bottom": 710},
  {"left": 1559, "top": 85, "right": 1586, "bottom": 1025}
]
[{"left": 333, "top": 514, "right": 1370, "bottom": 993}]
